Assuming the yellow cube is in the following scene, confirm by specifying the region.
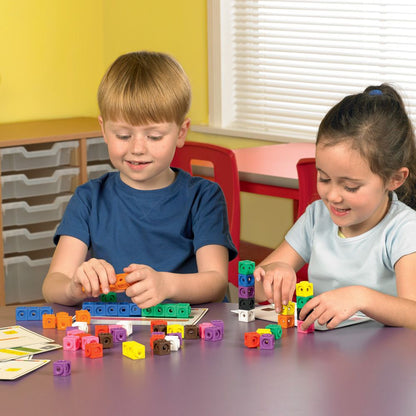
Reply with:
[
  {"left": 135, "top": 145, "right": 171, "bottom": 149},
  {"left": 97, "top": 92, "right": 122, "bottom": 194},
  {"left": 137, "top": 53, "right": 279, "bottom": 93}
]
[
  {"left": 122, "top": 341, "right": 145, "bottom": 360},
  {"left": 296, "top": 281, "right": 314, "bottom": 297},
  {"left": 281, "top": 301, "right": 296, "bottom": 316},
  {"left": 167, "top": 324, "right": 184, "bottom": 337}
]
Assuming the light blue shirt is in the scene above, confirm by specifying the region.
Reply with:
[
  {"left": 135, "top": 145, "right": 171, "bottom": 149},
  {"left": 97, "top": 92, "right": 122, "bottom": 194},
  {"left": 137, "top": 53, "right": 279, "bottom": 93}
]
[{"left": 286, "top": 193, "right": 416, "bottom": 296}]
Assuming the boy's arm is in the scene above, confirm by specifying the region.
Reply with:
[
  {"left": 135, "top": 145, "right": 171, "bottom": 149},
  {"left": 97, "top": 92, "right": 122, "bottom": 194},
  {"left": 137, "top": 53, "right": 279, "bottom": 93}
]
[{"left": 42, "top": 236, "right": 90, "bottom": 305}]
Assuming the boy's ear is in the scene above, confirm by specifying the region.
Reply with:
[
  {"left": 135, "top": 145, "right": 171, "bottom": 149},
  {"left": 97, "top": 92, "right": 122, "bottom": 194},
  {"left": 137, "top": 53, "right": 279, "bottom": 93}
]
[
  {"left": 176, "top": 118, "right": 190, "bottom": 149},
  {"left": 98, "top": 116, "right": 106, "bottom": 141},
  {"left": 388, "top": 167, "right": 409, "bottom": 191}
]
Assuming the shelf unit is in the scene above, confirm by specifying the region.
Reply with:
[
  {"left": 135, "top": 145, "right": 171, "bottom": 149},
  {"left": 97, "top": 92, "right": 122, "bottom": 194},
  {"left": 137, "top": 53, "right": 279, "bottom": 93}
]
[{"left": 0, "top": 117, "right": 113, "bottom": 306}]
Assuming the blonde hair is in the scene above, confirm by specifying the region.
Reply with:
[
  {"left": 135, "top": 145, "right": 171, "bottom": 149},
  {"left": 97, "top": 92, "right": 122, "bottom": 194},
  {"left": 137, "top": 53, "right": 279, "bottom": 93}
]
[{"left": 98, "top": 51, "right": 191, "bottom": 126}]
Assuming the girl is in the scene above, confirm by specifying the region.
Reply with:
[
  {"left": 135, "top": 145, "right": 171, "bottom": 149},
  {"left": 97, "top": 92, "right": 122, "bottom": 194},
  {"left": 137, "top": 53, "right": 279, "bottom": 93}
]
[{"left": 254, "top": 84, "right": 416, "bottom": 330}]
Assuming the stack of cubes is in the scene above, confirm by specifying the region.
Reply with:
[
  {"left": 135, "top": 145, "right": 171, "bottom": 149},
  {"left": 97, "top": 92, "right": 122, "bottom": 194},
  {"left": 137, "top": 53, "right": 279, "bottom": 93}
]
[
  {"left": 278, "top": 301, "right": 296, "bottom": 328},
  {"left": 237, "top": 260, "right": 255, "bottom": 322},
  {"left": 296, "top": 281, "right": 314, "bottom": 333}
]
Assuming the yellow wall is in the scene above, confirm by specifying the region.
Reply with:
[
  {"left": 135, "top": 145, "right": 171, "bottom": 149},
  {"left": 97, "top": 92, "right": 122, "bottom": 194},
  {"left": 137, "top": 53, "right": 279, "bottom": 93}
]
[{"left": 0, "top": 0, "right": 292, "bottom": 249}]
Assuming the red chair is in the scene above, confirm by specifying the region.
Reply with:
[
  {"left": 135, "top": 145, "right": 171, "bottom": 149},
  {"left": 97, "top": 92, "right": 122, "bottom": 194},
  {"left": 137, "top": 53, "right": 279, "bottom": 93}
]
[
  {"left": 171, "top": 141, "right": 241, "bottom": 288},
  {"left": 295, "top": 157, "right": 318, "bottom": 282}
]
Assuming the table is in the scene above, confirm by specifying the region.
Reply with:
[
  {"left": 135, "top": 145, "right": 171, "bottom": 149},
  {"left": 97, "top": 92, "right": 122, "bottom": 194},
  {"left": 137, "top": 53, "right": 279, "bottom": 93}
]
[
  {"left": 1, "top": 302, "right": 416, "bottom": 416},
  {"left": 234, "top": 142, "right": 316, "bottom": 219}
]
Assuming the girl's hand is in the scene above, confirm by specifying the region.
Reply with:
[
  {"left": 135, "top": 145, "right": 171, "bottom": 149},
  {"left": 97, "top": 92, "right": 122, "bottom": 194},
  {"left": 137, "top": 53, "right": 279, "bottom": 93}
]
[
  {"left": 70, "top": 258, "right": 116, "bottom": 298},
  {"left": 254, "top": 262, "right": 297, "bottom": 313},
  {"left": 124, "top": 264, "right": 170, "bottom": 308},
  {"left": 299, "top": 286, "right": 364, "bottom": 330}
]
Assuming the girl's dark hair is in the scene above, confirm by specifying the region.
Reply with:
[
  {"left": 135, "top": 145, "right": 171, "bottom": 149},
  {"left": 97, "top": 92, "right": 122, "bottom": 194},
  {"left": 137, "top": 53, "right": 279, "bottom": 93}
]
[{"left": 317, "top": 83, "right": 416, "bottom": 209}]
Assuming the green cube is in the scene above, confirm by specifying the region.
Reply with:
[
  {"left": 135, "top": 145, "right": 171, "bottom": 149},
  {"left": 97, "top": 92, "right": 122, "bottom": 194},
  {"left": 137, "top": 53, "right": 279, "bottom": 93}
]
[{"left": 238, "top": 260, "right": 255, "bottom": 275}]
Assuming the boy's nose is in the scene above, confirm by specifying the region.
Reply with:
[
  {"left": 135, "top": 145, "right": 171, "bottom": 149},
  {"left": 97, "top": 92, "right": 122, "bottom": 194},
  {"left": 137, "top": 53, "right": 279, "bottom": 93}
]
[{"left": 131, "top": 137, "right": 146, "bottom": 154}]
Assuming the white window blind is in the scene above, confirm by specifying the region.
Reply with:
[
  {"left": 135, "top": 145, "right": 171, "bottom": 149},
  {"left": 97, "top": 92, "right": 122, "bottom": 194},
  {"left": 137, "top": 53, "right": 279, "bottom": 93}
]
[{"left": 202, "top": 0, "right": 416, "bottom": 143}]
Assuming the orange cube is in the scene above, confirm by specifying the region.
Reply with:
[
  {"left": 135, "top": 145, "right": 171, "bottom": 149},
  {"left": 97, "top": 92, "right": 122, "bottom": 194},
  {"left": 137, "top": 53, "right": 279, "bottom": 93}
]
[{"left": 42, "top": 314, "right": 56, "bottom": 329}]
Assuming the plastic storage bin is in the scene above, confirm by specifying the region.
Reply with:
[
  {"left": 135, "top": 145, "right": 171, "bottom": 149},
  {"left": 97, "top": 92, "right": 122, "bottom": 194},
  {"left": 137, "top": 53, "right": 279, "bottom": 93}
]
[
  {"left": 2, "top": 194, "right": 71, "bottom": 227},
  {"left": 4, "top": 256, "right": 51, "bottom": 304},
  {"left": 87, "top": 137, "right": 109, "bottom": 162},
  {"left": 87, "top": 164, "right": 116, "bottom": 180},
  {"left": 1, "top": 167, "right": 79, "bottom": 199},
  {"left": 0, "top": 141, "right": 78, "bottom": 172},
  {"left": 3, "top": 227, "right": 57, "bottom": 254}
]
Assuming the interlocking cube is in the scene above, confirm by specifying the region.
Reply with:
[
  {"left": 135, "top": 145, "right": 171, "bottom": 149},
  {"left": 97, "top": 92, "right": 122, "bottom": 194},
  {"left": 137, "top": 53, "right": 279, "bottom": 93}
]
[
  {"left": 81, "top": 335, "right": 99, "bottom": 350},
  {"left": 238, "top": 286, "right": 255, "bottom": 299},
  {"left": 63, "top": 335, "right": 81, "bottom": 351},
  {"left": 266, "top": 324, "right": 282, "bottom": 340},
  {"left": 98, "top": 333, "right": 113, "bottom": 349},
  {"left": 164, "top": 304, "right": 178, "bottom": 317},
  {"left": 42, "top": 314, "right": 57, "bottom": 329},
  {"left": 204, "top": 325, "right": 223, "bottom": 342},
  {"left": 238, "top": 298, "right": 255, "bottom": 311},
  {"left": 115, "top": 273, "right": 130, "bottom": 291},
  {"left": 105, "top": 303, "right": 118, "bottom": 316},
  {"left": 15, "top": 307, "right": 29, "bottom": 320},
  {"left": 256, "top": 328, "right": 272, "bottom": 335},
  {"left": 27, "top": 307, "right": 41, "bottom": 321},
  {"left": 260, "top": 333, "right": 275, "bottom": 350},
  {"left": 116, "top": 321, "right": 133, "bottom": 336},
  {"left": 85, "top": 342, "right": 103, "bottom": 358},
  {"left": 176, "top": 303, "right": 191, "bottom": 318},
  {"left": 110, "top": 327, "right": 127, "bottom": 343},
  {"left": 238, "top": 309, "right": 255, "bottom": 322},
  {"left": 167, "top": 324, "right": 184, "bottom": 337},
  {"left": 72, "top": 321, "right": 89, "bottom": 332},
  {"left": 153, "top": 339, "right": 171, "bottom": 355},
  {"left": 239, "top": 260, "right": 255, "bottom": 275},
  {"left": 278, "top": 314, "right": 295, "bottom": 328},
  {"left": 198, "top": 323, "right": 213, "bottom": 339},
  {"left": 95, "top": 324, "right": 110, "bottom": 337},
  {"left": 297, "top": 320, "right": 315, "bottom": 334},
  {"left": 53, "top": 360, "right": 71, "bottom": 376},
  {"left": 150, "top": 333, "right": 165, "bottom": 349},
  {"left": 296, "top": 295, "right": 313, "bottom": 309},
  {"left": 150, "top": 319, "right": 168, "bottom": 333},
  {"left": 184, "top": 325, "right": 199, "bottom": 339},
  {"left": 100, "top": 292, "right": 117, "bottom": 303},
  {"left": 165, "top": 335, "right": 181, "bottom": 351},
  {"left": 129, "top": 303, "right": 142, "bottom": 316},
  {"left": 75, "top": 309, "right": 91, "bottom": 323},
  {"left": 56, "top": 313, "right": 73, "bottom": 330},
  {"left": 296, "top": 281, "right": 314, "bottom": 297},
  {"left": 116, "top": 303, "right": 131, "bottom": 317},
  {"left": 244, "top": 332, "right": 260, "bottom": 348},
  {"left": 211, "top": 320, "right": 224, "bottom": 330},
  {"left": 281, "top": 301, "right": 296, "bottom": 316},
  {"left": 123, "top": 341, "right": 145, "bottom": 360},
  {"left": 168, "top": 332, "right": 183, "bottom": 346},
  {"left": 238, "top": 274, "right": 255, "bottom": 287}
]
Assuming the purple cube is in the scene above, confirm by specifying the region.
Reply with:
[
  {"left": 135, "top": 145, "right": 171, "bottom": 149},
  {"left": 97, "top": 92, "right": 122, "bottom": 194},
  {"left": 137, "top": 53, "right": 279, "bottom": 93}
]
[
  {"left": 53, "top": 360, "right": 71, "bottom": 376},
  {"left": 260, "top": 333, "right": 275, "bottom": 350},
  {"left": 110, "top": 327, "right": 127, "bottom": 342},
  {"left": 204, "top": 326, "right": 223, "bottom": 342}
]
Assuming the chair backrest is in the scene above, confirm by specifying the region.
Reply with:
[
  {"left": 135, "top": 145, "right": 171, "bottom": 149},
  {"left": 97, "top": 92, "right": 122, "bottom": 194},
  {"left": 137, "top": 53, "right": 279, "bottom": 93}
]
[
  {"left": 296, "top": 157, "right": 319, "bottom": 219},
  {"left": 295, "top": 157, "right": 318, "bottom": 284},
  {"left": 171, "top": 141, "right": 241, "bottom": 287}
]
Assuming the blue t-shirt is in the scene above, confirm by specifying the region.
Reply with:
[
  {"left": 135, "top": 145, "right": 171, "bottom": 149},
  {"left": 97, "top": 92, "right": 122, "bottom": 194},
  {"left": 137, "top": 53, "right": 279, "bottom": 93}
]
[
  {"left": 286, "top": 193, "right": 416, "bottom": 296},
  {"left": 54, "top": 169, "right": 237, "bottom": 274}
]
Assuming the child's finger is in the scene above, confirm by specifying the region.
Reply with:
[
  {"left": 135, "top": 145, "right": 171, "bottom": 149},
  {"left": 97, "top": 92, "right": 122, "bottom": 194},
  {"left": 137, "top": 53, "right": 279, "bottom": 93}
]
[{"left": 254, "top": 267, "right": 265, "bottom": 282}]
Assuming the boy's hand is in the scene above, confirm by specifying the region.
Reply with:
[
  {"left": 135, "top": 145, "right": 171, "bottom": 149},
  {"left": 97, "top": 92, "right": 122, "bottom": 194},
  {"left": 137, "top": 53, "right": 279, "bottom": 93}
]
[
  {"left": 254, "top": 262, "right": 296, "bottom": 313},
  {"left": 299, "top": 286, "right": 363, "bottom": 330},
  {"left": 124, "top": 264, "right": 170, "bottom": 308},
  {"left": 71, "top": 258, "right": 116, "bottom": 298}
]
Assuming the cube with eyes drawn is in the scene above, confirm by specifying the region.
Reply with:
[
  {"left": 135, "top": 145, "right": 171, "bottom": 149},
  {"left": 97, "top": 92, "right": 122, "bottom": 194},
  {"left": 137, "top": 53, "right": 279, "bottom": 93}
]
[{"left": 296, "top": 281, "right": 314, "bottom": 297}]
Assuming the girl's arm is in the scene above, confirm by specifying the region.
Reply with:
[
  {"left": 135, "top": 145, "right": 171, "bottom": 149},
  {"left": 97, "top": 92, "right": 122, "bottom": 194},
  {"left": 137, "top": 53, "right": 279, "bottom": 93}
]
[
  {"left": 42, "top": 235, "right": 117, "bottom": 305},
  {"left": 299, "top": 252, "right": 416, "bottom": 329},
  {"left": 253, "top": 240, "right": 305, "bottom": 311},
  {"left": 125, "top": 244, "right": 229, "bottom": 307}
]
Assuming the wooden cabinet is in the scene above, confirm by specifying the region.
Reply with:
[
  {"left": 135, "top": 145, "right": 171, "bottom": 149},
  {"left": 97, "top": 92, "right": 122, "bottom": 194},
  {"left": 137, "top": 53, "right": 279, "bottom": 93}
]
[{"left": 0, "top": 118, "right": 113, "bottom": 306}]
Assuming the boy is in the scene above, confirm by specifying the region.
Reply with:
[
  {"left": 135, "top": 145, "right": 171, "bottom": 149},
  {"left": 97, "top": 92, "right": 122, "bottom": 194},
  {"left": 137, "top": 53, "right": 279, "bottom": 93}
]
[{"left": 42, "top": 51, "right": 237, "bottom": 307}]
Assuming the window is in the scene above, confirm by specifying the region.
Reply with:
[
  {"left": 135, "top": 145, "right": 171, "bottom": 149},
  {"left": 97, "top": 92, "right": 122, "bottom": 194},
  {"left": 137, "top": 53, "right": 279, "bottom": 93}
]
[{"left": 194, "top": 0, "right": 416, "bottom": 142}]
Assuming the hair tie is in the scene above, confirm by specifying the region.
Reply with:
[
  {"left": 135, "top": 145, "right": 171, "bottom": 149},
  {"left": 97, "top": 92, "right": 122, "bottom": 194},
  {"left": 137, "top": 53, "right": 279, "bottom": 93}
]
[{"left": 368, "top": 89, "right": 383, "bottom": 96}]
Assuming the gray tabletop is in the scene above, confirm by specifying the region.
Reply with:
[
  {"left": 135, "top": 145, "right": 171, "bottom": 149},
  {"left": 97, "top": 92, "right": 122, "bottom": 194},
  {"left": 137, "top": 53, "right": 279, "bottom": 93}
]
[{"left": 1, "top": 302, "right": 416, "bottom": 416}]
